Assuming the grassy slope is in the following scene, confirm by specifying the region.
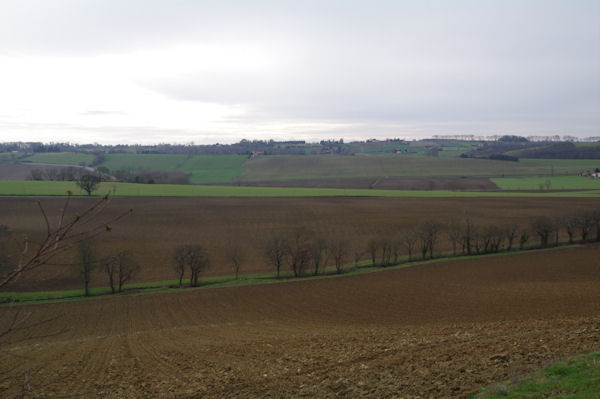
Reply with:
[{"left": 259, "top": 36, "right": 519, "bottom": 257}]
[
  {"left": 101, "top": 153, "right": 185, "bottom": 171},
  {"left": 240, "top": 156, "right": 599, "bottom": 182},
  {"left": 21, "top": 152, "right": 95, "bottom": 166},
  {"left": 473, "top": 350, "right": 600, "bottom": 398},
  {"left": 1, "top": 180, "right": 599, "bottom": 197},
  {"left": 0, "top": 152, "right": 19, "bottom": 161},
  {"left": 101, "top": 153, "right": 246, "bottom": 183},
  {"left": 178, "top": 155, "right": 246, "bottom": 183}
]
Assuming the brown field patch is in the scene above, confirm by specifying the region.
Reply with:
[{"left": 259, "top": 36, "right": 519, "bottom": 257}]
[
  {"left": 0, "top": 162, "right": 87, "bottom": 180},
  {"left": 1, "top": 245, "right": 599, "bottom": 397},
  {"left": 1, "top": 196, "right": 599, "bottom": 291}
]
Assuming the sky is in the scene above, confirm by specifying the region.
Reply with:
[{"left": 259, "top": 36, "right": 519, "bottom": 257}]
[{"left": 0, "top": 0, "right": 598, "bottom": 145}]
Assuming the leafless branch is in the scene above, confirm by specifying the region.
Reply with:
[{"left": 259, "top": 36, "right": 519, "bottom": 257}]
[{"left": 0, "top": 194, "right": 131, "bottom": 289}]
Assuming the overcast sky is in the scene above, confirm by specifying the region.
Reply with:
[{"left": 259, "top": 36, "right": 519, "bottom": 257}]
[{"left": 0, "top": 0, "right": 598, "bottom": 144}]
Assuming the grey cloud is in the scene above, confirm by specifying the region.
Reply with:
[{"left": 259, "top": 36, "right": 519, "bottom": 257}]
[{"left": 1, "top": 0, "right": 598, "bottom": 141}]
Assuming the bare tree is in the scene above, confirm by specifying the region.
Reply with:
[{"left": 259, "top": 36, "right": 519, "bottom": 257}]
[
  {"left": 379, "top": 236, "right": 393, "bottom": 266},
  {"left": 552, "top": 215, "right": 563, "bottom": 246},
  {"left": 76, "top": 174, "right": 101, "bottom": 196},
  {"left": 173, "top": 244, "right": 210, "bottom": 287},
  {"left": 103, "top": 250, "right": 140, "bottom": 294},
  {"left": 264, "top": 234, "right": 286, "bottom": 278},
  {"left": 505, "top": 222, "right": 519, "bottom": 251},
  {"left": 589, "top": 209, "right": 600, "bottom": 242},
  {"left": 446, "top": 219, "right": 462, "bottom": 256},
  {"left": 401, "top": 229, "right": 418, "bottom": 262},
  {"left": 74, "top": 240, "right": 95, "bottom": 296},
  {"left": 309, "top": 235, "right": 328, "bottom": 276},
  {"left": 489, "top": 226, "right": 505, "bottom": 253},
  {"left": 286, "top": 228, "right": 312, "bottom": 277},
  {"left": 564, "top": 212, "right": 579, "bottom": 244},
  {"left": 391, "top": 235, "right": 402, "bottom": 265},
  {"left": 461, "top": 212, "right": 475, "bottom": 255},
  {"left": 329, "top": 236, "right": 349, "bottom": 274},
  {"left": 366, "top": 237, "right": 379, "bottom": 266},
  {"left": 418, "top": 220, "right": 440, "bottom": 259},
  {"left": 576, "top": 210, "right": 593, "bottom": 242},
  {"left": 102, "top": 253, "right": 118, "bottom": 294},
  {"left": 227, "top": 242, "right": 245, "bottom": 280},
  {"left": 471, "top": 228, "right": 483, "bottom": 254},
  {"left": 480, "top": 225, "right": 504, "bottom": 253},
  {"left": 532, "top": 216, "right": 554, "bottom": 248},
  {"left": 519, "top": 229, "right": 530, "bottom": 250},
  {"left": 115, "top": 251, "right": 140, "bottom": 293},
  {"left": 173, "top": 247, "right": 187, "bottom": 288}
]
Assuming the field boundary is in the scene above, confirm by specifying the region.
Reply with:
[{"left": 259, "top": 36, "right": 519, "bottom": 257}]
[{"left": 1, "top": 180, "right": 600, "bottom": 198}]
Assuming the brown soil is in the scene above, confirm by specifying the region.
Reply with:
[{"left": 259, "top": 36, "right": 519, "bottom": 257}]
[
  {"left": 0, "top": 162, "right": 87, "bottom": 180},
  {"left": 1, "top": 245, "right": 599, "bottom": 398},
  {"left": 1, "top": 196, "right": 599, "bottom": 291},
  {"left": 225, "top": 177, "right": 498, "bottom": 191}
]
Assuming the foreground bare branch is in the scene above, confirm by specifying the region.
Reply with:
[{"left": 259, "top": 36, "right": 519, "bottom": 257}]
[{"left": 0, "top": 194, "right": 131, "bottom": 289}]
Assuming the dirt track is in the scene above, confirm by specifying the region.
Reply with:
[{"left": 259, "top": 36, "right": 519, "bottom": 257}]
[{"left": 1, "top": 245, "right": 599, "bottom": 398}]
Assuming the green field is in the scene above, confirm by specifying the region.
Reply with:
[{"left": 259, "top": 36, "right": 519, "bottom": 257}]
[
  {"left": 1, "top": 180, "right": 599, "bottom": 198},
  {"left": 240, "top": 155, "right": 600, "bottom": 181},
  {"left": 177, "top": 155, "right": 246, "bottom": 183},
  {"left": 101, "top": 153, "right": 185, "bottom": 171},
  {"left": 101, "top": 153, "right": 246, "bottom": 183},
  {"left": 21, "top": 152, "right": 95, "bottom": 166},
  {"left": 355, "top": 140, "right": 478, "bottom": 158},
  {"left": 473, "top": 350, "right": 600, "bottom": 398},
  {"left": 0, "top": 152, "right": 20, "bottom": 161},
  {"left": 492, "top": 176, "right": 600, "bottom": 190},
  {"left": 518, "top": 158, "right": 599, "bottom": 172}
]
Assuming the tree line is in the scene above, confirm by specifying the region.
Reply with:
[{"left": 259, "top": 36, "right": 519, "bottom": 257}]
[
  {"left": 169, "top": 207, "right": 600, "bottom": 287},
  {"left": 204, "top": 208, "right": 600, "bottom": 285}
]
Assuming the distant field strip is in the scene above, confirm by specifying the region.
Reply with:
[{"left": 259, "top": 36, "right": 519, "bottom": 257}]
[
  {"left": 492, "top": 176, "right": 600, "bottom": 190},
  {"left": 101, "top": 153, "right": 246, "bottom": 183},
  {"left": 1, "top": 180, "right": 599, "bottom": 197},
  {"left": 241, "top": 156, "right": 600, "bottom": 181},
  {"left": 21, "top": 152, "right": 95, "bottom": 165}
]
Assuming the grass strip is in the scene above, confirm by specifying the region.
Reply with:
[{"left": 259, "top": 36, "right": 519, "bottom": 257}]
[
  {"left": 472, "top": 350, "right": 600, "bottom": 398},
  {"left": 1, "top": 180, "right": 600, "bottom": 198},
  {"left": 492, "top": 176, "right": 600, "bottom": 190}
]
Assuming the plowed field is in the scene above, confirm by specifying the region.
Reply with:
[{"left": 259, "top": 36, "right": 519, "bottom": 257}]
[
  {"left": 1, "top": 196, "right": 599, "bottom": 291},
  {"left": 1, "top": 244, "right": 599, "bottom": 398}
]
